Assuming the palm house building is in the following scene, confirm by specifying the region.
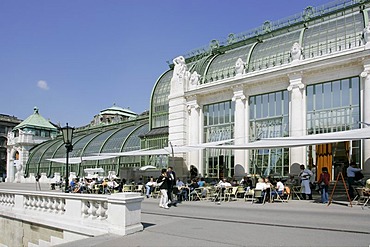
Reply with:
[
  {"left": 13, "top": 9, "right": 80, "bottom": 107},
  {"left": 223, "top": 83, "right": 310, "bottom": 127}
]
[{"left": 19, "top": 0, "right": 370, "bottom": 182}]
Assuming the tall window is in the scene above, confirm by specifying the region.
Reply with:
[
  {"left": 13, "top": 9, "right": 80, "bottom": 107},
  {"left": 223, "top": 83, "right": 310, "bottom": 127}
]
[
  {"left": 306, "top": 77, "right": 360, "bottom": 165},
  {"left": 306, "top": 77, "right": 360, "bottom": 134},
  {"left": 203, "top": 101, "right": 235, "bottom": 178},
  {"left": 249, "top": 90, "right": 289, "bottom": 176}
]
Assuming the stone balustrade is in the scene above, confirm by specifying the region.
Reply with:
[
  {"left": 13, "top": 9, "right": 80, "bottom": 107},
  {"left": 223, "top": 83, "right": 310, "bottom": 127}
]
[{"left": 0, "top": 189, "right": 144, "bottom": 244}]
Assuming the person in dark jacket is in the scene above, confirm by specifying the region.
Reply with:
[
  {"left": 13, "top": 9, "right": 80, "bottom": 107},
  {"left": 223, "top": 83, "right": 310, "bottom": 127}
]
[
  {"left": 166, "top": 166, "right": 176, "bottom": 205},
  {"left": 157, "top": 169, "right": 169, "bottom": 209},
  {"left": 317, "top": 167, "right": 330, "bottom": 204}
]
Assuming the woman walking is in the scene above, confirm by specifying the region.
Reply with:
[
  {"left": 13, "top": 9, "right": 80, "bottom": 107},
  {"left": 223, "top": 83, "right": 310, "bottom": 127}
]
[
  {"left": 317, "top": 167, "right": 330, "bottom": 203},
  {"left": 157, "top": 169, "right": 169, "bottom": 209}
]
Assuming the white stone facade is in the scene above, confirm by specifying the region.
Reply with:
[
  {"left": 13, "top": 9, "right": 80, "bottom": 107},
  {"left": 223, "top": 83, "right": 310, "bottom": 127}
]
[{"left": 168, "top": 45, "right": 370, "bottom": 176}]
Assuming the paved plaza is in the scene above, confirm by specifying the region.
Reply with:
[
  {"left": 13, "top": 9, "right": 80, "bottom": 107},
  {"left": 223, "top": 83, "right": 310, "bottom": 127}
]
[
  {"left": 56, "top": 198, "right": 369, "bottom": 247},
  {"left": 1, "top": 182, "right": 369, "bottom": 247}
]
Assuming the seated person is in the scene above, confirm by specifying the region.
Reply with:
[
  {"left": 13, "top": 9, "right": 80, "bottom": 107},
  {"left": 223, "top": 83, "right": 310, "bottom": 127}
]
[
  {"left": 107, "top": 179, "right": 119, "bottom": 191},
  {"left": 189, "top": 179, "right": 200, "bottom": 200},
  {"left": 255, "top": 178, "right": 267, "bottom": 203},
  {"left": 176, "top": 178, "right": 188, "bottom": 201},
  {"left": 71, "top": 178, "right": 81, "bottom": 193},
  {"left": 145, "top": 177, "right": 155, "bottom": 198},
  {"left": 197, "top": 177, "right": 206, "bottom": 187},
  {"left": 271, "top": 178, "right": 285, "bottom": 199}
]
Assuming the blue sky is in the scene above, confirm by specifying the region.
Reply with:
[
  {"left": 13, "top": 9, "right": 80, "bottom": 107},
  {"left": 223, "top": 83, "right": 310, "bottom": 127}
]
[{"left": 1, "top": 0, "right": 331, "bottom": 127}]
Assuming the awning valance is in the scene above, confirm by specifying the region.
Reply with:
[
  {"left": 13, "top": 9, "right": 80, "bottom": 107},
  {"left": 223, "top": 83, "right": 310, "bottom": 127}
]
[{"left": 199, "top": 128, "right": 370, "bottom": 150}]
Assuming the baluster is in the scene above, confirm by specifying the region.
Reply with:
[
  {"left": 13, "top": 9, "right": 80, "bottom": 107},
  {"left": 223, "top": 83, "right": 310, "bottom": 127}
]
[
  {"left": 46, "top": 198, "right": 52, "bottom": 212},
  {"left": 58, "top": 199, "right": 65, "bottom": 213},
  {"left": 41, "top": 197, "right": 47, "bottom": 211},
  {"left": 53, "top": 198, "right": 59, "bottom": 214},
  {"left": 100, "top": 201, "right": 108, "bottom": 219},
  {"left": 36, "top": 196, "right": 42, "bottom": 210},
  {"left": 88, "top": 200, "right": 98, "bottom": 219},
  {"left": 81, "top": 200, "right": 89, "bottom": 218},
  {"left": 31, "top": 196, "right": 37, "bottom": 209}
]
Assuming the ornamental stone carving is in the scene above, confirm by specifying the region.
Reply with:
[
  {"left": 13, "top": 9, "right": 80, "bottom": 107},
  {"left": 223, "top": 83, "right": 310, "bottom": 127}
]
[
  {"left": 189, "top": 71, "right": 200, "bottom": 90},
  {"left": 235, "top": 58, "right": 246, "bottom": 77},
  {"left": 287, "top": 79, "right": 304, "bottom": 92},
  {"left": 290, "top": 42, "right": 302, "bottom": 62},
  {"left": 363, "top": 22, "right": 370, "bottom": 45},
  {"left": 170, "top": 55, "right": 189, "bottom": 95},
  {"left": 172, "top": 56, "right": 187, "bottom": 81}
]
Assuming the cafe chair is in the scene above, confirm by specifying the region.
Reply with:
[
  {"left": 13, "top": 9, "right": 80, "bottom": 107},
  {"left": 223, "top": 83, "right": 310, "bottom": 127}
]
[
  {"left": 251, "top": 189, "right": 265, "bottom": 204},
  {"left": 235, "top": 186, "right": 246, "bottom": 199},
  {"left": 224, "top": 187, "right": 238, "bottom": 202}
]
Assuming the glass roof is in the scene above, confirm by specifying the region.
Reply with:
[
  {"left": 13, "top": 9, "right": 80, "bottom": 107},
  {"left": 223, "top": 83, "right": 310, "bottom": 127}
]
[
  {"left": 151, "top": 70, "right": 172, "bottom": 129},
  {"left": 205, "top": 44, "right": 253, "bottom": 83},
  {"left": 248, "top": 30, "right": 301, "bottom": 72},
  {"left": 302, "top": 11, "right": 364, "bottom": 59},
  {"left": 25, "top": 122, "right": 149, "bottom": 177}
]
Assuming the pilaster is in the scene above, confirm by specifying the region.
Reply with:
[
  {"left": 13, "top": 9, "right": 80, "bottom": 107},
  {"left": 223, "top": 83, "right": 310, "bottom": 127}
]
[
  {"left": 186, "top": 96, "right": 201, "bottom": 174},
  {"left": 360, "top": 60, "right": 370, "bottom": 173},
  {"left": 232, "top": 85, "right": 247, "bottom": 174},
  {"left": 287, "top": 73, "right": 306, "bottom": 166}
]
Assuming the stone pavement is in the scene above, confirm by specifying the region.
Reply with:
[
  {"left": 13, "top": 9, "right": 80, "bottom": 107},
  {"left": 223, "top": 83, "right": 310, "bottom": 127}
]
[
  {"left": 1, "top": 183, "right": 369, "bottom": 247},
  {"left": 55, "top": 196, "right": 370, "bottom": 247}
]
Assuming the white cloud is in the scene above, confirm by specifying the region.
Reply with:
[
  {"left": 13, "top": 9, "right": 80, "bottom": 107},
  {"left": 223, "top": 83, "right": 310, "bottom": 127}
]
[{"left": 37, "top": 80, "right": 49, "bottom": 90}]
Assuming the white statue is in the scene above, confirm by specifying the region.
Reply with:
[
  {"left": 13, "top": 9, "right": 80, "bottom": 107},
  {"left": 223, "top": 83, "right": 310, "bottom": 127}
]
[
  {"left": 170, "top": 55, "right": 189, "bottom": 95},
  {"left": 363, "top": 22, "right": 370, "bottom": 45},
  {"left": 189, "top": 71, "right": 200, "bottom": 89},
  {"left": 290, "top": 42, "right": 302, "bottom": 61},
  {"left": 172, "top": 56, "right": 187, "bottom": 81},
  {"left": 14, "top": 162, "right": 23, "bottom": 183},
  {"left": 235, "top": 58, "right": 246, "bottom": 76}
]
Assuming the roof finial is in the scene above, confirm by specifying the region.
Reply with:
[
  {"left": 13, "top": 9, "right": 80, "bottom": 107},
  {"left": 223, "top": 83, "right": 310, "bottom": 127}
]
[{"left": 34, "top": 106, "right": 39, "bottom": 114}]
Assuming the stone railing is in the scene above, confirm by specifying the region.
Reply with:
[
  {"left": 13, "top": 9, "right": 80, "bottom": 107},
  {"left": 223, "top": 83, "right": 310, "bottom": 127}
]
[{"left": 0, "top": 190, "right": 144, "bottom": 237}]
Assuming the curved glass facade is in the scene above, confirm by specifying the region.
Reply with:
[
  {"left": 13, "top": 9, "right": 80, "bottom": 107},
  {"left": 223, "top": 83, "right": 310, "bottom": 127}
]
[
  {"left": 25, "top": 122, "right": 149, "bottom": 177},
  {"left": 248, "top": 30, "right": 301, "bottom": 72},
  {"left": 302, "top": 11, "right": 363, "bottom": 59},
  {"left": 151, "top": 70, "right": 172, "bottom": 129},
  {"left": 205, "top": 44, "right": 253, "bottom": 83}
]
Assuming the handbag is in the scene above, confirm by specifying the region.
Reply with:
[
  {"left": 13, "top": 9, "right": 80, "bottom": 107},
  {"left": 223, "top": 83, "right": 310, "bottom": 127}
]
[{"left": 354, "top": 171, "right": 364, "bottom": 181}]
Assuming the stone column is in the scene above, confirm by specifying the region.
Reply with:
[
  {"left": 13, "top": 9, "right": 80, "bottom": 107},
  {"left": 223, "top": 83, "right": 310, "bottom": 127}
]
[
  {"left": 232, "top": 86, "right": 247, "bottom": 175},
  {"left": 6, "top": 148, "right": 14, "bottom": 182},
  {"left": 287, "top": 73, "right": 306, "bottom": 168},
  {"left": 360, "top": 61, "right": 370, "bottom": 173},
  {"left": 187, "top": 97, "right": 201, "bottom": 175}
]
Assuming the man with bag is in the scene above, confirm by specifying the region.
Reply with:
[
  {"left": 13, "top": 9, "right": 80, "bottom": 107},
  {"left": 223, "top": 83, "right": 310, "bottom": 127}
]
[{"left": 346, "top": 161, "right": 362, "bottom": 199}]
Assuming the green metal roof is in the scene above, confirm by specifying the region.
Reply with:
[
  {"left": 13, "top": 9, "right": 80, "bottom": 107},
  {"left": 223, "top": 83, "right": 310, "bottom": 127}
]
[{"left": 13, "top": 107, "right": 57, "bottom": 131}]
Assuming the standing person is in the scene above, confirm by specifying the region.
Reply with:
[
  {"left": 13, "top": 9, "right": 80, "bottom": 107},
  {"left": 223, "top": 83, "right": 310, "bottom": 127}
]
[
  {"left": 299, "top": 164, "right": 313, "bottom": 200},
  {"left": 346, "top": 161, "right": 362, "bottom": 199},
  {"left": 167, "top": 166, "right": 176, "bottom": 205},
  {"left": 157, "top": 169, "right": 169, "bottom": 209},
  {"left": 317, "top": 167, "right": 330, "bottom": 203}
]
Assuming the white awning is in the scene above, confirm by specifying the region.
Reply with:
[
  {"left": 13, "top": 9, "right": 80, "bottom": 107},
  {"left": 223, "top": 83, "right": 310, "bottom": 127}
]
[
  {"left": 97, "top": 139, "right": 234, "bottom": 157},
  {"left": 139, "top": 165, "right": 158, "bottom": 171},
  {"left": 199, "top": 128, "right": 370, "bottom": 150},
  {"left": 84, "top": 168, "right": 105, "bottom": 173},
  {"left": 46, "top": 155, "right": 117, "bottom": 164}
]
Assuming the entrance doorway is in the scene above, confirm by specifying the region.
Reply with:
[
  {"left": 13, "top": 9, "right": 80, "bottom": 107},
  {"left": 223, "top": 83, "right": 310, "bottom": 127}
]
[
  {"left": 315, "top": 144, "right": 333, "bottom": 181},
  {"left": 315, "top": 142, "right": 351, "bottom": 181}
]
